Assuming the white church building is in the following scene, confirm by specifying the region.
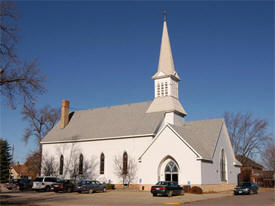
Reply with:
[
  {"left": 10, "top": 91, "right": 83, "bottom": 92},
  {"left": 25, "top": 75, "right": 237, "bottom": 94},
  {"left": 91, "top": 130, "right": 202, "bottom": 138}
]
[{"left": 41, "top": 15, "right": 241, "bottom": 192}]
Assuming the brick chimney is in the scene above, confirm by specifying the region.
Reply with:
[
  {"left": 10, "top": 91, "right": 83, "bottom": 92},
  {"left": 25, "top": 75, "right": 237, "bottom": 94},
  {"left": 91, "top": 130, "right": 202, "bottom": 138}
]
[{"left": 60, "top": 100, "right": 70, "bottom": 129}]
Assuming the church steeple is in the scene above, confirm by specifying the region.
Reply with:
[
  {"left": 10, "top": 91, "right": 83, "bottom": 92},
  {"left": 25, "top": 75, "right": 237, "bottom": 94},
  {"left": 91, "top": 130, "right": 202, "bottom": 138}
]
[
  {"left": 152, "top": 11, "right": 180, "bottom": 81},
  {"left": 146, "top": 12, "right": 187, "bottom": 118}
]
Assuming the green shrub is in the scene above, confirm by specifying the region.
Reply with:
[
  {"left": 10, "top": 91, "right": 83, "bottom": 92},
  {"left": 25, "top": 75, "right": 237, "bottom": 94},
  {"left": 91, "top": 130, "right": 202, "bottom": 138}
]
[{"left": 190, "top": 186, "right": 203, "bottom": 194}]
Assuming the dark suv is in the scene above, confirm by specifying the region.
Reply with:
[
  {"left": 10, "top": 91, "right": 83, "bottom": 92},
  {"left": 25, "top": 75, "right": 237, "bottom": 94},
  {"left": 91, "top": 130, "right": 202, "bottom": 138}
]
[
  {"left": 234, "top": 182, "right": 258, "bottom": 195},
  {"left": 52, "top": 179, "right": 76, "bottom": 193},
  {"left": 6, "top": 179, "right": 32, "bottom": 191}
]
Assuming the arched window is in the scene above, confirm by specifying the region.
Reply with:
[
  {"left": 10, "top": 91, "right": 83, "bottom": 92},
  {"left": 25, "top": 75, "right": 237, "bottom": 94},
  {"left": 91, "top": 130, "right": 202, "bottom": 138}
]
[
  {"left": 165, "top": 161, "right": 178, "bottom": 183},
  {"left": 100, "top": 153, "right": 105, "bottom": 174},
  {"left": 123, "top": 152, "right": 128, "bottom": 174},
  {"left": 79, "top": 154, "right": 83, "bottom": 175},
  {"left": 220, "top": 149, "right": 226, "bottom": 181},
  {"left": 59, "top": 155, "right": 64, "bottom": 175}
]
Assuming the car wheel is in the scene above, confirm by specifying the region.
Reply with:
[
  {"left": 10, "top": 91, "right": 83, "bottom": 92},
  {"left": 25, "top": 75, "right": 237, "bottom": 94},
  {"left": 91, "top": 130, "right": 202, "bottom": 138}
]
[
  {"left": 89, "top": 189, "right": 94, "bottom": 194},
  {"left": 45, "top": 186, "right": 50, "bottom": 192},
  {"left": 168, "top": 190, "right": 173, "bottom": 197},
  {"left": 153, "top": 193, "right": 157, "bottom": 197},
  {"left": 67, "top": 187, "right": 72, "bottom": 193},
  {"left": 103, "top": 187, "right": 106, "bottom": 192}
]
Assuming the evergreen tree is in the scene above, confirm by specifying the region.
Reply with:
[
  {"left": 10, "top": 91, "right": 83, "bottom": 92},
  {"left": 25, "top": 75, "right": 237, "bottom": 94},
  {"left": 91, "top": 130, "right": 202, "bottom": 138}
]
[{"left": 0, "top": 139, "right": 12, "bottom": 182}]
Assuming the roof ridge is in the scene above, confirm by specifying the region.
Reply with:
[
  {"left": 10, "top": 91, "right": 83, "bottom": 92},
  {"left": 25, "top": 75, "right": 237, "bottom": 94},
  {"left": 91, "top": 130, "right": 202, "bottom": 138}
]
[
  {"left": 74, "top": 100, "right": 153, "bottom": 113},
  {"left": 184, "top": 118, "right": 224, "bottom": 124}
]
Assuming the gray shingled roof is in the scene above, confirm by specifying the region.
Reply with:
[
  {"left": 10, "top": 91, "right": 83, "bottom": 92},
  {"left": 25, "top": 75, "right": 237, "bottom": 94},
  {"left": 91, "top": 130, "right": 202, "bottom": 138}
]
[
  {"left": 171, "top": 119, "right": 224, "bottom": 160},
  {"left": 42, "top": 101, "right": 165, "bottom": 143}
]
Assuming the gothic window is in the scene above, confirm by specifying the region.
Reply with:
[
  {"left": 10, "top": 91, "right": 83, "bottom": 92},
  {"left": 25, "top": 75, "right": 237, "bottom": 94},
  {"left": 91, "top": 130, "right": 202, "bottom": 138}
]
[
  {"left": 123, "top": 152, "right": 128, "bottom": 174},
  {"left": 79, "top": 154, "right": 83, "bottom": 175},
  {"left": 165, "top": 82, "right": 168, "bottom": 96},
  {"left": 165, "top": 161, "right": 178, "bottom": 183},
  {"left": 100, "top": 153, "right": 105, "bottom": 174},
  {"left": 59, "top": 155, "right": 64, "bottom": 175},
  {"left": 220, "top": 149, "right": 226, "bottom": 181}
]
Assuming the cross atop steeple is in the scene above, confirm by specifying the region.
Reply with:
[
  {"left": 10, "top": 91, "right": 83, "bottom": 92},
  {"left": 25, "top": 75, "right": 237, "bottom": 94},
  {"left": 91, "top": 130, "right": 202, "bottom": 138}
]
[{"left": 163, "top": 10, "right": 167, "bottom": 22}]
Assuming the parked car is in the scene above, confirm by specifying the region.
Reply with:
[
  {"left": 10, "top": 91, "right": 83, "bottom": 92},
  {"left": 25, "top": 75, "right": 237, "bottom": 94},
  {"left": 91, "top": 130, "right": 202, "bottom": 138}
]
[
  {"left": 5, "top": 179, "right": 21, "bottom": 190},
  {"left": 74, "top": 180, "right": 107, "bottom": 193},
  {"left": 5, "top": 178, "right": 32, "bottom": 191},
  {"left": 234, "top": 182, "right": 258, "bottom": 195},
  {"left": 32, "top": 176, "right": 58, "bottom": 192},
  {"left": 151, "top": 181, "right": 183, "bottom": 197},
  {"left": 52, "top": 179, "right": 76, "bottom": 193},
  {"left": 18, "top": 179, "right": 33, "bottom": 191}
]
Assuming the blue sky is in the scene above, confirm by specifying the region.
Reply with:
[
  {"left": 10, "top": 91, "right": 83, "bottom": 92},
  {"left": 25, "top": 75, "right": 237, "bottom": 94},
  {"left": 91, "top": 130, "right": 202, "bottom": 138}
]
[{"left": 1, "top": 1, "right": 273, "bottom": 163}]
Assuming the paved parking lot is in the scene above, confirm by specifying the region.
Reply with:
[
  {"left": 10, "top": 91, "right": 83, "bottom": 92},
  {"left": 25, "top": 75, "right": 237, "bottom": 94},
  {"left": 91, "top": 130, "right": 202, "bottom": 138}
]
[
  {"left": 0, "top": 189, "right": 233, "bottom": 206},
  {"left": 0, "top": 188, "right": 273, "bottom": 206}
]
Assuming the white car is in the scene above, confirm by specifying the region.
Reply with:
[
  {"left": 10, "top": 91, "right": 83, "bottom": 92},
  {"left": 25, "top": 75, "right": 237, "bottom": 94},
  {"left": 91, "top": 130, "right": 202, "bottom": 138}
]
[{"left": 32, "top": 176, "right": 58, "bottom": 192}]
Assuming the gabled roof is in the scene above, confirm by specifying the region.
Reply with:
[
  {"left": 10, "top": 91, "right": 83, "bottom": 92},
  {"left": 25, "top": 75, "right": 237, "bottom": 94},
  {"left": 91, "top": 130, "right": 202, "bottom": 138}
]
[
  {"left": 170, "top": 119, "right": 224, "bottom": 160},
  {"left": 236, "top": 155, "right": 263, "bottom": 170},
  {"left": 42, "top": 101, "right": 165, "bottom": 143},
  {"left": 139, "top": 118, "right": 224, "bottom": 161}
]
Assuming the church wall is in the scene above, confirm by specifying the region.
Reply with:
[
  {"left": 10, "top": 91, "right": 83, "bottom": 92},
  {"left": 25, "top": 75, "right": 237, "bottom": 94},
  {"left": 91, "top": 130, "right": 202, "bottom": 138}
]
[
  {"left": 41, "top": 136, "right": 153, "bottom": 184},
  {"left": 201, "top": 123, "right": 240, "bottom": 185},
  {"left": 139, "top": 126, "right": 202, "bottom": 185}
]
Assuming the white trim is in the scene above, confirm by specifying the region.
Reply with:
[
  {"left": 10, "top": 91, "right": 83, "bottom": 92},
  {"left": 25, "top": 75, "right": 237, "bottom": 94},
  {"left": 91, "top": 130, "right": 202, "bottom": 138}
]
[
  {"left": 138, "top": 124, "right": 202, "bottom": 160},
  {"left": 41, "top": 133, "right": 155, "bottom": 144}
]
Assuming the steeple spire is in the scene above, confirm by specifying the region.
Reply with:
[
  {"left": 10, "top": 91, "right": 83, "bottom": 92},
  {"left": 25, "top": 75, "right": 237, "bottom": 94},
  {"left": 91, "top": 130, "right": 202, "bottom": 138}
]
[
  {"left": 152, "top": 12, "right": 180, "bottom": 81},
  {"left": 146, "top": 13, "right": 187, "bottom": 117}
]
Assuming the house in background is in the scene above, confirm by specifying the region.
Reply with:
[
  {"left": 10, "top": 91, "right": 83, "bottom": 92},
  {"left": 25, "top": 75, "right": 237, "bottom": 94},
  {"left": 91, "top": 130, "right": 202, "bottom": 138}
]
[
  {"left": 262, "top": 171, "right": 274, "bottom": 188},
  {"left": 10, "top": 162, "right": 29, "bottom": 179},
  {"left": 41, "top": 14, "right": 241, "bottom": 192},
  {"left": 236, "top": 155, "right": 274, "bottom": 188}
]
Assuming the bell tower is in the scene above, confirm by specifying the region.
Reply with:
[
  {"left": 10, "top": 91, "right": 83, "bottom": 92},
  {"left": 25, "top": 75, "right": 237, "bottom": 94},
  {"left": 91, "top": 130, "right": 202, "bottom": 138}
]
[{"left": 146, "top": 11, "right": 187, "bottom": 120}]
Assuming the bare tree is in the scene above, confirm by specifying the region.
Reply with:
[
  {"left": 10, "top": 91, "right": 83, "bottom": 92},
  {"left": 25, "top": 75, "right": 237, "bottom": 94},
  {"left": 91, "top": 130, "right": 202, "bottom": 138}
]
[
  {"left": 22, "top": 103, "right": 60, "bottom": 174},
  {"left": 24, "top": 150, "right": 40, "bottom": 178},
  {"left": 113, "top": 155, "right": 138, "bottom": 186},
  {"left": 56, "top": 144, "right": 98, "bottom": 180},
  {"left": 261, "top": 141, "right": 275, "bottom": 170},
  {"left": 224, "top": 112, "right": 271, "bottom": 164},
  {"left": 0, "top": 0, "right": 46, "bottom": 109},
  {"left": 41, "top": 153, "right": 58, "bottom": 176}
]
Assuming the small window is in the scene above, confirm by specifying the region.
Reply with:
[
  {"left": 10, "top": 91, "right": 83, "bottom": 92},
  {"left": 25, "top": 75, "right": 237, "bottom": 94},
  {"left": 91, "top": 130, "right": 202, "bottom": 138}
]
[
  {"left": 220, "top": 149, "right": 226, "bottom": 181},
  {"left": 59, "top": 155, "right": 64, "bottom": 175},
  {"left": 161, "top": 83, "right": 164, "bottom": 96},
  {"left": 157, "top": 83, "right": 160, "bottom": 97},
  {"left": 100, "top": 153, "right": 105, "bottom": 174},
  {"left": 123, "top": 152, "right": 128, "bottom": 174},
  {"left": 79, "top": 154, "right": 83, "bottom": 175},
  {"left": 165, "top": 82, "right": 168, "bottom": 96}
]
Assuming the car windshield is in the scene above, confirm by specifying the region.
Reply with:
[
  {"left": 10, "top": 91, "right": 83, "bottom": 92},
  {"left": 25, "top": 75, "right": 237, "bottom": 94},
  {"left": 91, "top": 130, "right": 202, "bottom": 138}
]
[
  {"left": 156, "top": 181, "right": 169, "bottom": 186},
  {"left": 34, "top": 177, "right": 43, "bottom": 182},
  {"left": 57, "top": 179, "right": 65, "bottom": 183},
  {"left": 241, "top": 183, "right": 251, "bottom": 187},
  {"left": 10, "top": 179, "right": 20, "bottom": 183}
]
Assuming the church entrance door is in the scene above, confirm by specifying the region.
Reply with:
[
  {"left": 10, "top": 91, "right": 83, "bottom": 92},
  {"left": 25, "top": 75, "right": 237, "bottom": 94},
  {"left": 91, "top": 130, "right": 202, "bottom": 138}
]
[{"left": 164, "top": 161, "right": 178, "bottom": 183}]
